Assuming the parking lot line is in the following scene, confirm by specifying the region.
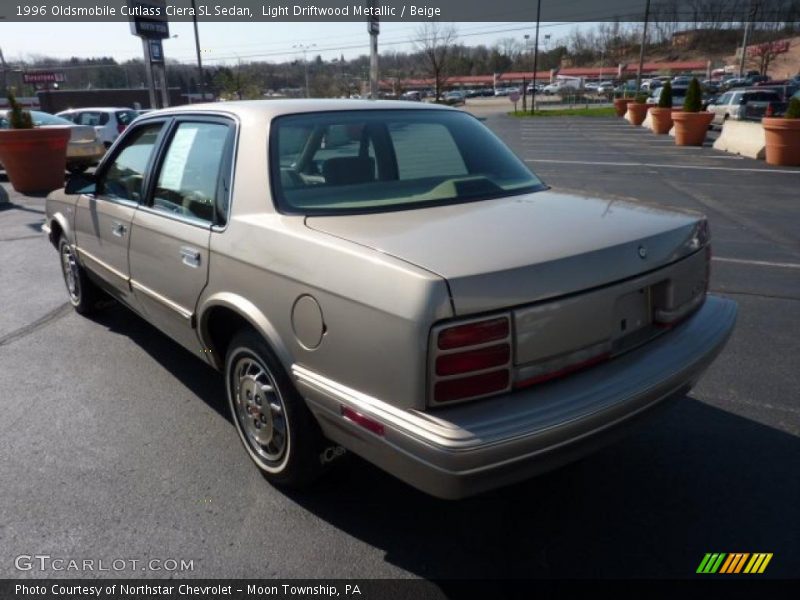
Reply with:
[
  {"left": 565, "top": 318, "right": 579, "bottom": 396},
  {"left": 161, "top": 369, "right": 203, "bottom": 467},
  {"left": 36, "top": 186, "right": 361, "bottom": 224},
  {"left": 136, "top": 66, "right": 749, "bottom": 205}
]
[
  {"left": 525, "top": 158, "right": 800, "bottom": 174},
  {"left": 713, "top": 257, "right": 800, "bottom": 270}
]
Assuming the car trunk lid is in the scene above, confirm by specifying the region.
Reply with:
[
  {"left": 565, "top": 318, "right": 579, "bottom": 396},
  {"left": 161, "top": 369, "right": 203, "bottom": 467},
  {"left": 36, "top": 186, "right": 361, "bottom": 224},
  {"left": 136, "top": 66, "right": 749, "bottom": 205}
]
[{"left": 305, "top": 190, "right": 704, "bottom": 315}]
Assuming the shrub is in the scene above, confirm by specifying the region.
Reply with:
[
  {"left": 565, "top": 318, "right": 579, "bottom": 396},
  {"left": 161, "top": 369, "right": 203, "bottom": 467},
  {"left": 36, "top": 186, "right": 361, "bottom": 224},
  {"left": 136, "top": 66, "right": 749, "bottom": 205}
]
[
  {"left": 683, "top": 78, "right": 702, "bottom": 113},
  {"left": 785, "top": 97, "right": 800, "bottom": 119},
  {"left": 658, "top": 81, "right": 673, "bottom": 108},
  {"left": 7, "top": 91, "right": 33, "bottom": 129},
  {"left": 635, "top": 93, "right": 648, "bottom": 104}
]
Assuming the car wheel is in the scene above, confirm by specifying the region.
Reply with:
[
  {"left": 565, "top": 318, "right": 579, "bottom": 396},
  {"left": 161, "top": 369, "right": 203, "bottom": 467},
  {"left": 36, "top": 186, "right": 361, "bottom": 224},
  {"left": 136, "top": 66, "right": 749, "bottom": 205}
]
[
  {"left": 58, "top": 235, "right": 100, "bottom": 315},
  {"left": 225, "top": 329, "right": 325, "bottom": 488}
]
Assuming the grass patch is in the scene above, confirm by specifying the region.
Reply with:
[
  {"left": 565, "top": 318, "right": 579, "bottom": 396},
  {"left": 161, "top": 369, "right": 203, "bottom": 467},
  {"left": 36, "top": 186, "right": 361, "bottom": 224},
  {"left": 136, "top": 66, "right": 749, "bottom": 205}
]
[{"left": 509, "top": 106, "right": 616, "bottom": 118}]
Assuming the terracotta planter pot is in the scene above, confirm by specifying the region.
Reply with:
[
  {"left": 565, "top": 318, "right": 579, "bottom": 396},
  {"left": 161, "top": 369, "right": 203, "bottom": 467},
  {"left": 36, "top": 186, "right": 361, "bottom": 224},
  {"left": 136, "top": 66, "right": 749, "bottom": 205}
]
[
  {"left": 762, "top": 117, "right": 800, "bottom": 166},
  {"left": 613, "top": 98, "right": 632, "bottom": 117},
  {"left": 626, "top": 102, "right": 649, "bottom": 126},
  {"left": 672, "top": 111, "right": 714, "bottom": 146},
  {"left": 0, "top": 127, "right": 70, "bottom": 194},
  {"left": 649, "top": 107, "right": 676, "bottom": 134}
]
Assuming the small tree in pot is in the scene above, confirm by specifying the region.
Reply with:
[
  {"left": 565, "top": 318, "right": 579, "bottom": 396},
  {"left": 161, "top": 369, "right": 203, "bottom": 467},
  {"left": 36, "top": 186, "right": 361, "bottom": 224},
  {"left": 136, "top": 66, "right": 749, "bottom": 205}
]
[
  {"left": 762, "top": 97, "right": 800, "bottom": 166},
  {"left": 0, "top": 91, "right": 70, "bottom": 194},
  {"left": 649, "top": 80, "right": 676, "bottom": 134},
  {"left": 672, "top": 78, "right": 714, "bottom": 146},
  {"left": 626, "top": 93, "right": 650, "bottom": 126}
]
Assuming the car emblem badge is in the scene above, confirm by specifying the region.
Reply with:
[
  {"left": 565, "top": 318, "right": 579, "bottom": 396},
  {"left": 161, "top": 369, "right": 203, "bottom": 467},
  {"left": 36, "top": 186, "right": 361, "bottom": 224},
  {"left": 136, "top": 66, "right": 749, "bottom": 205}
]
[{"left": 638, "top": 245, "right": 648, "bottom": 259}]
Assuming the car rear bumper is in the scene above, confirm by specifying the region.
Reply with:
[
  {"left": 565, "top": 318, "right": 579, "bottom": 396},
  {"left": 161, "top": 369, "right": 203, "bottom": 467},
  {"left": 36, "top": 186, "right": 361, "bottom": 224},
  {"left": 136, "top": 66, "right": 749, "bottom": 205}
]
[
  {"left": 296, "top": 295, "right": 737, "bottom": 499},
  {"left": 67, "top": 141, "right": 105, "bottom": 164}
]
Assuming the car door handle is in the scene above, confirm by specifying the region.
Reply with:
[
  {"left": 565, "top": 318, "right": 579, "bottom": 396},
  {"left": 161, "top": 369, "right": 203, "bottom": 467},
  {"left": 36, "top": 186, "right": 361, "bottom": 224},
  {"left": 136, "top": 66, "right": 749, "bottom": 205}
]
[
  {"left": 111, "top": 221, "right": 127, "bottom": 237},
  {"left": 180, "top": 246, "right": 202, "bottom": 268}
]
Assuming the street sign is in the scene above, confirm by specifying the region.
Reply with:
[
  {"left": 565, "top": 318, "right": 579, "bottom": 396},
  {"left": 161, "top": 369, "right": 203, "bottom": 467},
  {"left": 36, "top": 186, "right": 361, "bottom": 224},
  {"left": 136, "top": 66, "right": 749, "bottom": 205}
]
[
  {"left": 148, "top": 39, "right": 164, "bottom": 62},
  {"left": 368, "top": 17, "right": 379, "bottom": 35},
  {"left": 128, "top": 0, "right": 169, "bottom": 40},
  {"left": 509, "top": 91, "right": 520, "bottom": 103}
]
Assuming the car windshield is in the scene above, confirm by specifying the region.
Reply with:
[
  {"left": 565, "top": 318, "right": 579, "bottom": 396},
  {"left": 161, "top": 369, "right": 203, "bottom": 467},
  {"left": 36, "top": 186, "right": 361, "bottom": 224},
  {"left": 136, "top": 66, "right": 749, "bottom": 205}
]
[{"left": 270, "top": 109, "right": 545, "bottom": 215}]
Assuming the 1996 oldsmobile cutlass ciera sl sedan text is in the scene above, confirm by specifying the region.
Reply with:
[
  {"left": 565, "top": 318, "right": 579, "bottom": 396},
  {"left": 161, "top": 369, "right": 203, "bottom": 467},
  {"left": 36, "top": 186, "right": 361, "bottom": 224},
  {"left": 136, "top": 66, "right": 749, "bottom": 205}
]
[{"left": 44, "top": 100, "right": 736, "bottom": 499}]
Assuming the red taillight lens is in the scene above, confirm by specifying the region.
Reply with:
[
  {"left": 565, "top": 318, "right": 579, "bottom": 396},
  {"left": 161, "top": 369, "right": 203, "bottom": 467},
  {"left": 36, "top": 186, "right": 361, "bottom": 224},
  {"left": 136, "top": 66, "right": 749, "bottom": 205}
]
[
  {"left": 117, "top": 122, "right": 126, "bottom": 134},
  {"left": 436, "top": 344, "right": 510, "bottom": 376},
  {"left": 438, "top": 317, "right": 509, "bottom": 349},
  {"left": 434, "top": 370, "right": 510, "bottom": 403},
  {"left": 432, "top": 315, "right": 512, "bottom": 404}
]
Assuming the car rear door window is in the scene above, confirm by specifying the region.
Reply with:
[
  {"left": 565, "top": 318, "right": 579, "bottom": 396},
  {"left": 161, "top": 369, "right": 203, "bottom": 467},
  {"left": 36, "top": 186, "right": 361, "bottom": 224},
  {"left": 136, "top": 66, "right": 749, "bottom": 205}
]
[{"left": 151, "top": 121, "right": 230, "bottom": 223}]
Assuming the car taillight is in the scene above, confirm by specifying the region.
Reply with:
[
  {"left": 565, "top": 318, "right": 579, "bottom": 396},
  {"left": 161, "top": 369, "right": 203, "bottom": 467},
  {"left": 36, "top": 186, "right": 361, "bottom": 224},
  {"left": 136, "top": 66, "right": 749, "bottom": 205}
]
[
  {"left": 437, "top": 317, "right": 508, "bottom": 349},
  {"left": 431, "top": 315, "right": 512, "bottom": 404},
  {"left": 117, "top": 122, "right": 126, "bottom": 134}
]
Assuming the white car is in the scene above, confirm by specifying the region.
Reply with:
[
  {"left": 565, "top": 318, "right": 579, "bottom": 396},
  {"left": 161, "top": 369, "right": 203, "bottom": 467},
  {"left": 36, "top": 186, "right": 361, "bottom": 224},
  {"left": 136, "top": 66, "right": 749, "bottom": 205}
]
[
  {"left": 543, "top": 83, "right": 578, "bottom": 95},
  {"left": 56, "top": 107, "right": 139, "bottom": 148}
]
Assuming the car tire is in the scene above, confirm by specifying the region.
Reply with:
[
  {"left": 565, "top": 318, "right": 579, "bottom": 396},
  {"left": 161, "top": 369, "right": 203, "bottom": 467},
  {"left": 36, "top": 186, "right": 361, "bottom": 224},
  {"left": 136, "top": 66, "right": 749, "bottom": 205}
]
[
  {"left": 225, "top": 329, "right": 325, "bottom": 488},
  {"left": 58, "top": 235, "right": 101, "bottom": 315}
]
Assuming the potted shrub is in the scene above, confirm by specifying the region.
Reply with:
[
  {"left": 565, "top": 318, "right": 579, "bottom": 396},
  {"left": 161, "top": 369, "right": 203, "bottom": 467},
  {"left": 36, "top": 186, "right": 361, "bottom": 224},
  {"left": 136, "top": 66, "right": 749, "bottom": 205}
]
[
  {"left": 672, "top": 78, "right": 714, "bottom": 146},
  {"left": 626, "top": 93, "right": 650, "bottom": 126},
  {"left": 0, "top": 91, "right": 70, "bottom": 194},
  {"left": 649, "top": 80, "right": 676, "bottom": 134},
  {"left": 613, "top": 90, "right": 633, "bottom": 117},
  {"left": 762, "top": 97, "right": 800, "bottom": 166}
]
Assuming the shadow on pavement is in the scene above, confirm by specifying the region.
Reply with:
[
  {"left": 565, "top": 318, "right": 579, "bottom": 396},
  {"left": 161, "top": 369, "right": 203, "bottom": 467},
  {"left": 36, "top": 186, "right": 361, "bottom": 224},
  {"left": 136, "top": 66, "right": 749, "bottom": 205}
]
[{"left": 86, "top": 302, "right": 799, "bottom": 580}]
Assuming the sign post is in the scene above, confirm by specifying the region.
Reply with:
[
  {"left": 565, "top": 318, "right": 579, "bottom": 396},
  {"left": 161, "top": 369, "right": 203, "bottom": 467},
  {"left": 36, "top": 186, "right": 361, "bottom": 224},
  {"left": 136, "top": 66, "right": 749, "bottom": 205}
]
[{"left": 128, "top": 0, "right": 169, "bottom": 108}]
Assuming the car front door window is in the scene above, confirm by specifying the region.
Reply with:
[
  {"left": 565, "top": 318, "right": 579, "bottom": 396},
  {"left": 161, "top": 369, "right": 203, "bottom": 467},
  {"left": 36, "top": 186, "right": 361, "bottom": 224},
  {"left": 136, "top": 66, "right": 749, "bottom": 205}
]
[{"left": 100, "top": 124, "right": 163, "bottom": 203}]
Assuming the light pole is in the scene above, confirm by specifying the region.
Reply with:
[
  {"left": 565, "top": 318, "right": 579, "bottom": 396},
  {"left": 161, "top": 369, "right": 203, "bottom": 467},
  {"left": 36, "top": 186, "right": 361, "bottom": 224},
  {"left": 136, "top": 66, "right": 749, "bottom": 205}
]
[
  {"left": 635, "top": 0, "right": 651, "bottom": 92},
  {"left": 530, "top": 0, "right": 541, "bottom": 113},
  {"left": 739, "top": 0, "right": 756, "bottom": 78},
  {"left": 190, "top": 0, "right": 206, "bottom": 101},
  {"left": 523, "top": 34, "right": 530, "bottom": 112},
  {"left": 293, "top": 43, "right": 315, "bottom": 98}
]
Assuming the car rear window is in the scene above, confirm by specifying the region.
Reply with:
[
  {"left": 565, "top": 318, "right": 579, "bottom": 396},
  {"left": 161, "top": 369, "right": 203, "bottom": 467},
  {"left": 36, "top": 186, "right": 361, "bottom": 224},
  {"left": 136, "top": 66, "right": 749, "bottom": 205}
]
[{"left": 270, "top": 109, "right": 544, "bottom": 215}]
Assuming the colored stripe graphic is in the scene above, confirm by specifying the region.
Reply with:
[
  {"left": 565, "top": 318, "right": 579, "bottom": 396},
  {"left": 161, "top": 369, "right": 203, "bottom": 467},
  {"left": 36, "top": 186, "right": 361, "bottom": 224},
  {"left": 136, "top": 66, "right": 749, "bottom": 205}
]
[
  {"left": 699, "top": 552, "right": 772, "bottom": 574},
  {"left": 719, "top": 554, "right": 735, "bottom": 574},
  {"left": 697, "top": 553, "right": 713, "bottom": 573}
]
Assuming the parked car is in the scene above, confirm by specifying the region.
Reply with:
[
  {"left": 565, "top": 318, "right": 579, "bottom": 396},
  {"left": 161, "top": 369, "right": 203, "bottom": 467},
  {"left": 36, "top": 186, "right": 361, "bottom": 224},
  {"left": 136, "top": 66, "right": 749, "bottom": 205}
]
[
  {"left": 44, "top": 100, "right": 736, "bottom": 499},
  {"left": 647, "top": 85, "right": 689, "bottom": 106},
  {"left": 442, "top": 91, "right": 466, "bottom": 106},
  {"left": 400, "top": 91, "right": 422, "bottom": 102},
  {"left": 0, "top": 110, "right": 105, "bottom": 174},
  {"left": 56, "top": 107, "right": 139, "bottom": 148},
  {"left": 543, "top": 82, "right": 578, "bottom": 95},
  {"left": 598, "top": 81, "right": 615, "bottom": 94},
  {"left": 706, "top": 89, "right": 782, "bottom": 127},
  {"left": 752, "top": 81, "right": 800, "bottom": 102}
]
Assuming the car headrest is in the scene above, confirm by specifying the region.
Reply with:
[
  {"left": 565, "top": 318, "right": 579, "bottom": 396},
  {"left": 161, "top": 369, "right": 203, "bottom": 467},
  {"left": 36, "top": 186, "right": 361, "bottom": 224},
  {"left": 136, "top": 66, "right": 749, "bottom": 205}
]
[{"left": 322, "top": 156, "right": 375, "bottom": 186}]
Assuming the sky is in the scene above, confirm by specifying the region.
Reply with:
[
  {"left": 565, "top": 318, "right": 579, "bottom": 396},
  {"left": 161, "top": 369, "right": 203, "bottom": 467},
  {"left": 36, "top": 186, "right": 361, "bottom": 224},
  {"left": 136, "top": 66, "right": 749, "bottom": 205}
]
[{"left": 0, "top": 21, "right": 580, "bottom": 66}]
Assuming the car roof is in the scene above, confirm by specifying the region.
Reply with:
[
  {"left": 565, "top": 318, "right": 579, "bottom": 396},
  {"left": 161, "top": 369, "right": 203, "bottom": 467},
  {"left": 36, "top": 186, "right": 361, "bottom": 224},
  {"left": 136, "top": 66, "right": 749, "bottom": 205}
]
[
  {"left": 57, "top": 107, "right": 136, "bottom": 113},
  {"left": 140, "top": 99, "right": 457, "bottom": 120}
]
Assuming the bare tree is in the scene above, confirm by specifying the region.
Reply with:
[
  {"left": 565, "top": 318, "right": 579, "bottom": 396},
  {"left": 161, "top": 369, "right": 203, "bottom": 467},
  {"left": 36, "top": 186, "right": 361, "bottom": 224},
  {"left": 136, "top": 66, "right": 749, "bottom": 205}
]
[{"left": 414, "top": 23, "right": 458, "bottom": 102}]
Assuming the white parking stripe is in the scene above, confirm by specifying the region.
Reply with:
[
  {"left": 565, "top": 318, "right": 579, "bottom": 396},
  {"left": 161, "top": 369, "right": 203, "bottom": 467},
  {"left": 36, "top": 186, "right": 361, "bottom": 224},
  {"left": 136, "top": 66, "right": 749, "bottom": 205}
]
[
  {"left": 525, "top": 158, "right": 800, "bottom": 174},
  {"left": 713, "top": 257, "right": 800, "bottom": 269}
]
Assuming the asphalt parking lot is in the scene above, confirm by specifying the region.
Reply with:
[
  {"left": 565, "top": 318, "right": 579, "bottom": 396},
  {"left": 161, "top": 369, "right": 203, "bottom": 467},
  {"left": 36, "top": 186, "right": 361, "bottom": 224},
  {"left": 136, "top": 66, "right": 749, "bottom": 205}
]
[{"left": 1, "top": 115, "right": 798, "bottom": 581}]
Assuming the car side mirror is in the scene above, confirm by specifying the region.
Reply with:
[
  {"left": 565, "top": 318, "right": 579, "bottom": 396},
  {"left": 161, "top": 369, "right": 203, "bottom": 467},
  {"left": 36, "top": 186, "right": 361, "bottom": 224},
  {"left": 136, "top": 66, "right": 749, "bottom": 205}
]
[{"left": 65, "top": 172, "right": 97, "bottom": 195}]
